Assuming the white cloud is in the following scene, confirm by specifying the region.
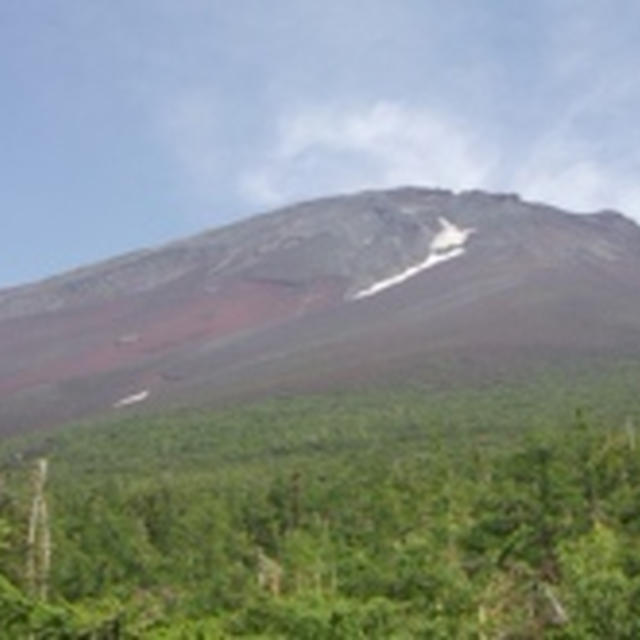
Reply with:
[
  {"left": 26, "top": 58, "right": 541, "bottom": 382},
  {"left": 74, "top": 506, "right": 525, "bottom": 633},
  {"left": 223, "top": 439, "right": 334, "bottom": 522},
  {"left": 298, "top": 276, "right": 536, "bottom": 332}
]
[
  {"left": 237, "top": 100, "right": 640, "bottom": 221},
  {"left": 157, "top": 89, "right": 640, "bottom": 223},
  {"left": 522, "top": 0, "right": 640, "bottom": 218},
  {"left": 238, "top": 102, "right": 497, "bottom": 208},
  {"left": 510, "top": 110, "right": 640, "bottom": 217},
  {"left": 515, "top": 158, "right": 640, "bottom": 218}
]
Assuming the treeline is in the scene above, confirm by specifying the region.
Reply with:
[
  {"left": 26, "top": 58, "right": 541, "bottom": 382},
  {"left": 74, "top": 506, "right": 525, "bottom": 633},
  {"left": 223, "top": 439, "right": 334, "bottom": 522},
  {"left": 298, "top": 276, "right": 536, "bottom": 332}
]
[{"left": 1, "top": 363, "right": 640, "bottom": 637}]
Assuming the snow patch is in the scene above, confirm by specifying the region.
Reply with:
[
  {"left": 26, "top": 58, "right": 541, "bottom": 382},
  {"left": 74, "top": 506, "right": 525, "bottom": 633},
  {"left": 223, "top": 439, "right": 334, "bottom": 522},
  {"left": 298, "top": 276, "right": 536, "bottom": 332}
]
[
  {"left": 113, "top": 390, "right": 149, "bottom": 408},
  {"left": 353, "top": 217, "right": 475, "bottom": 299},
  {"left": 430, "top": 217, "right": 474, "bottom": 252}
]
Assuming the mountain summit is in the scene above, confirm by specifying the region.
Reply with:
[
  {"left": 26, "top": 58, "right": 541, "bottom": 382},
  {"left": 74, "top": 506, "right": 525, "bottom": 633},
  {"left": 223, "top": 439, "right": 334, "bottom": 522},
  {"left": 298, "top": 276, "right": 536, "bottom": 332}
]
[{"left": 2, "top": 187, "right": 640, "bottom": 432}]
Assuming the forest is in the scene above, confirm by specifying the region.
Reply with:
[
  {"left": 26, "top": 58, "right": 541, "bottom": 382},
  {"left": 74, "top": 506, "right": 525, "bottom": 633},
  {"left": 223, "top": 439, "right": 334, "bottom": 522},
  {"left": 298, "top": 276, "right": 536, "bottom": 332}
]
[{"left": 1, "top": 358, "right": 640, "bottom": 638}]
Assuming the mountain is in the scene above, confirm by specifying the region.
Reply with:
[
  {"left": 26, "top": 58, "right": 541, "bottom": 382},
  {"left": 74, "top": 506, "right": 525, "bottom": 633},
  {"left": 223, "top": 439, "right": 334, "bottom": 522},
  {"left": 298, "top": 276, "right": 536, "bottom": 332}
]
[{"left": 2, "top": 187, "right": 640, "bottom": 434}]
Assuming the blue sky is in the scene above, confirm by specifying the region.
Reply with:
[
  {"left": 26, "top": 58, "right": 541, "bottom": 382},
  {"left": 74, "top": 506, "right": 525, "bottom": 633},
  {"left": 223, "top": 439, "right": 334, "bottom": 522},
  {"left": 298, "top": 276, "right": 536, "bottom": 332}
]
[{"left": 2, "top": 1, "right": 640, "bottom": 287}]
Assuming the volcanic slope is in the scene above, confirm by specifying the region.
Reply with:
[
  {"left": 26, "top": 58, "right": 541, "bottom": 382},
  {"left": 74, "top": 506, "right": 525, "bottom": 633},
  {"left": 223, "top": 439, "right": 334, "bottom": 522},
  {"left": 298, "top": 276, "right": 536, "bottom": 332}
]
[{"left": 2, "top": 187, "right": 640, "bottom": 432}]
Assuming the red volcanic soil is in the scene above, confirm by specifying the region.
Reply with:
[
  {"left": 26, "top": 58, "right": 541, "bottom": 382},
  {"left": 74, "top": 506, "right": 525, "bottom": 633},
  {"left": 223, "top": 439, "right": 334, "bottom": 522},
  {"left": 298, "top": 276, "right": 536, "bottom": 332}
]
[{"left": 0, "top": 274, "right": 345, "bottom": 398}]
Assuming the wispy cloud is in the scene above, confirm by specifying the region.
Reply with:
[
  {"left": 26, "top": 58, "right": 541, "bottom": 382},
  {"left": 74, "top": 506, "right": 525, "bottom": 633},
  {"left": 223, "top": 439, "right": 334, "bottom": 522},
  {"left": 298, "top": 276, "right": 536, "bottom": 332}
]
[
  {"left": 514, "top": 153, "right": 640, "bottom": 216},
  {"left": 521, "top": 0, "right": 640, "bottom": 216},
  {"left": 238, "top": 102, "right": 496, "bottom": 208},
  {"left": 234, "top": 98, "right": 640, "bottom": 219},
  {"left": 158, "top": 91, "right": 640, "bottom": 221}
]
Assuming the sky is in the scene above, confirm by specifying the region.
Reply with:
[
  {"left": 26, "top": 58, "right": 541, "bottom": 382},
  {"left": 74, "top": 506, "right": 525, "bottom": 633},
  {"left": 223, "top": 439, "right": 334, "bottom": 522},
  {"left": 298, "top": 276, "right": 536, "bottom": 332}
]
[{"left": 2, "top": 0, "right": 640, "bottom": 287}]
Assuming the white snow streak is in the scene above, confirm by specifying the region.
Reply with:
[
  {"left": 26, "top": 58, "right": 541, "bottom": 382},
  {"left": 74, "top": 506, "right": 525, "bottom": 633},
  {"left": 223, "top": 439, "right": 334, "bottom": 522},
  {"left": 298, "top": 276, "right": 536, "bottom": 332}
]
[
  {"left": 113, "top": 390, "right": 149, "bottom": 408},
  {"left": 353, "top": 217, "right": 475, "bottom": 299}
]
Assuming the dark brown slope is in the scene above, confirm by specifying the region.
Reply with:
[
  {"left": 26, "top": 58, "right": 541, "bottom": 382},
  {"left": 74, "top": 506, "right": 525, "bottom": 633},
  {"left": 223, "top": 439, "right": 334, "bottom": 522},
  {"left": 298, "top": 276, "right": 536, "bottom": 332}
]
[{"left": 1, "top": 188, "right": 640, "bottom": 433}]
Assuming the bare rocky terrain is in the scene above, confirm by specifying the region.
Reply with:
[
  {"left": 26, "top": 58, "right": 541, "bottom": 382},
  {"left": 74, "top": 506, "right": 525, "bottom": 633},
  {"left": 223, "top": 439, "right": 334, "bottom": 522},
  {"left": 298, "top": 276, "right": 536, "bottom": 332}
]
[{"left": 2, "top": 187, "right": 640, "bottom": 433}]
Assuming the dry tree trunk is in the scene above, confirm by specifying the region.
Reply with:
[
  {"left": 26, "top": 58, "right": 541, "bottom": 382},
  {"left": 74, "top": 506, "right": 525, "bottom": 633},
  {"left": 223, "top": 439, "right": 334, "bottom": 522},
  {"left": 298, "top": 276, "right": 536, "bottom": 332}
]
[
  {"left": 26, "top": 458, "right": 50, "bottom": 601},
  {"left": 256, "top": 547, "right": 283, "bottom": 596},
  {"left": 543, "top": 584, "right": 569, "bottom": 626},
  {"left": 625, "top": 417, "right": 636, "bottom": 452}
]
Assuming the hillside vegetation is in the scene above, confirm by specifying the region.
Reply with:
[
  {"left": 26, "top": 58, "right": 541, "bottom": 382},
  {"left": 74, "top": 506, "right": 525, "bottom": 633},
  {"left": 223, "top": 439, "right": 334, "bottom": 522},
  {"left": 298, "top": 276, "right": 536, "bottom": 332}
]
[{"left": 1, "top": 359, "right": 640, "bottom": 637}]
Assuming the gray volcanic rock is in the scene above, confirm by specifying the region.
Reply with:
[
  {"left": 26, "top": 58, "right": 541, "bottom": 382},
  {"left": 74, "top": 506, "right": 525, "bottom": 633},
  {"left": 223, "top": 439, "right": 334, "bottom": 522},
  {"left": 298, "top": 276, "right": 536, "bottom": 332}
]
[{"left": 2, "top": 187, "right": 640, "bottom": 433}]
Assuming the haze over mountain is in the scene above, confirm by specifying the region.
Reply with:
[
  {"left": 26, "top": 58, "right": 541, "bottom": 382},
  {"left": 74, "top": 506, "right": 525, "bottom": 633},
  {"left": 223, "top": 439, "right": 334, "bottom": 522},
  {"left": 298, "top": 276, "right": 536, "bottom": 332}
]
[{"left": 2, "top": 187, "right": 640, "bottom": 433}]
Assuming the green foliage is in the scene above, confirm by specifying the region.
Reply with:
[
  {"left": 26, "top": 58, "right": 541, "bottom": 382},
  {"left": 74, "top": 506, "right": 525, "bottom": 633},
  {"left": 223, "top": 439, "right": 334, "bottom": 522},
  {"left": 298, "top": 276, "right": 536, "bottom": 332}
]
[
  {"left": 554, "top": 523, "right": 640, "bottom": 638},
  {"left": 1, "top": 359, "right": 640, "bottom": 636},
  {"left": 0, "top": 573, "right": 123, "bottom": 639}
]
